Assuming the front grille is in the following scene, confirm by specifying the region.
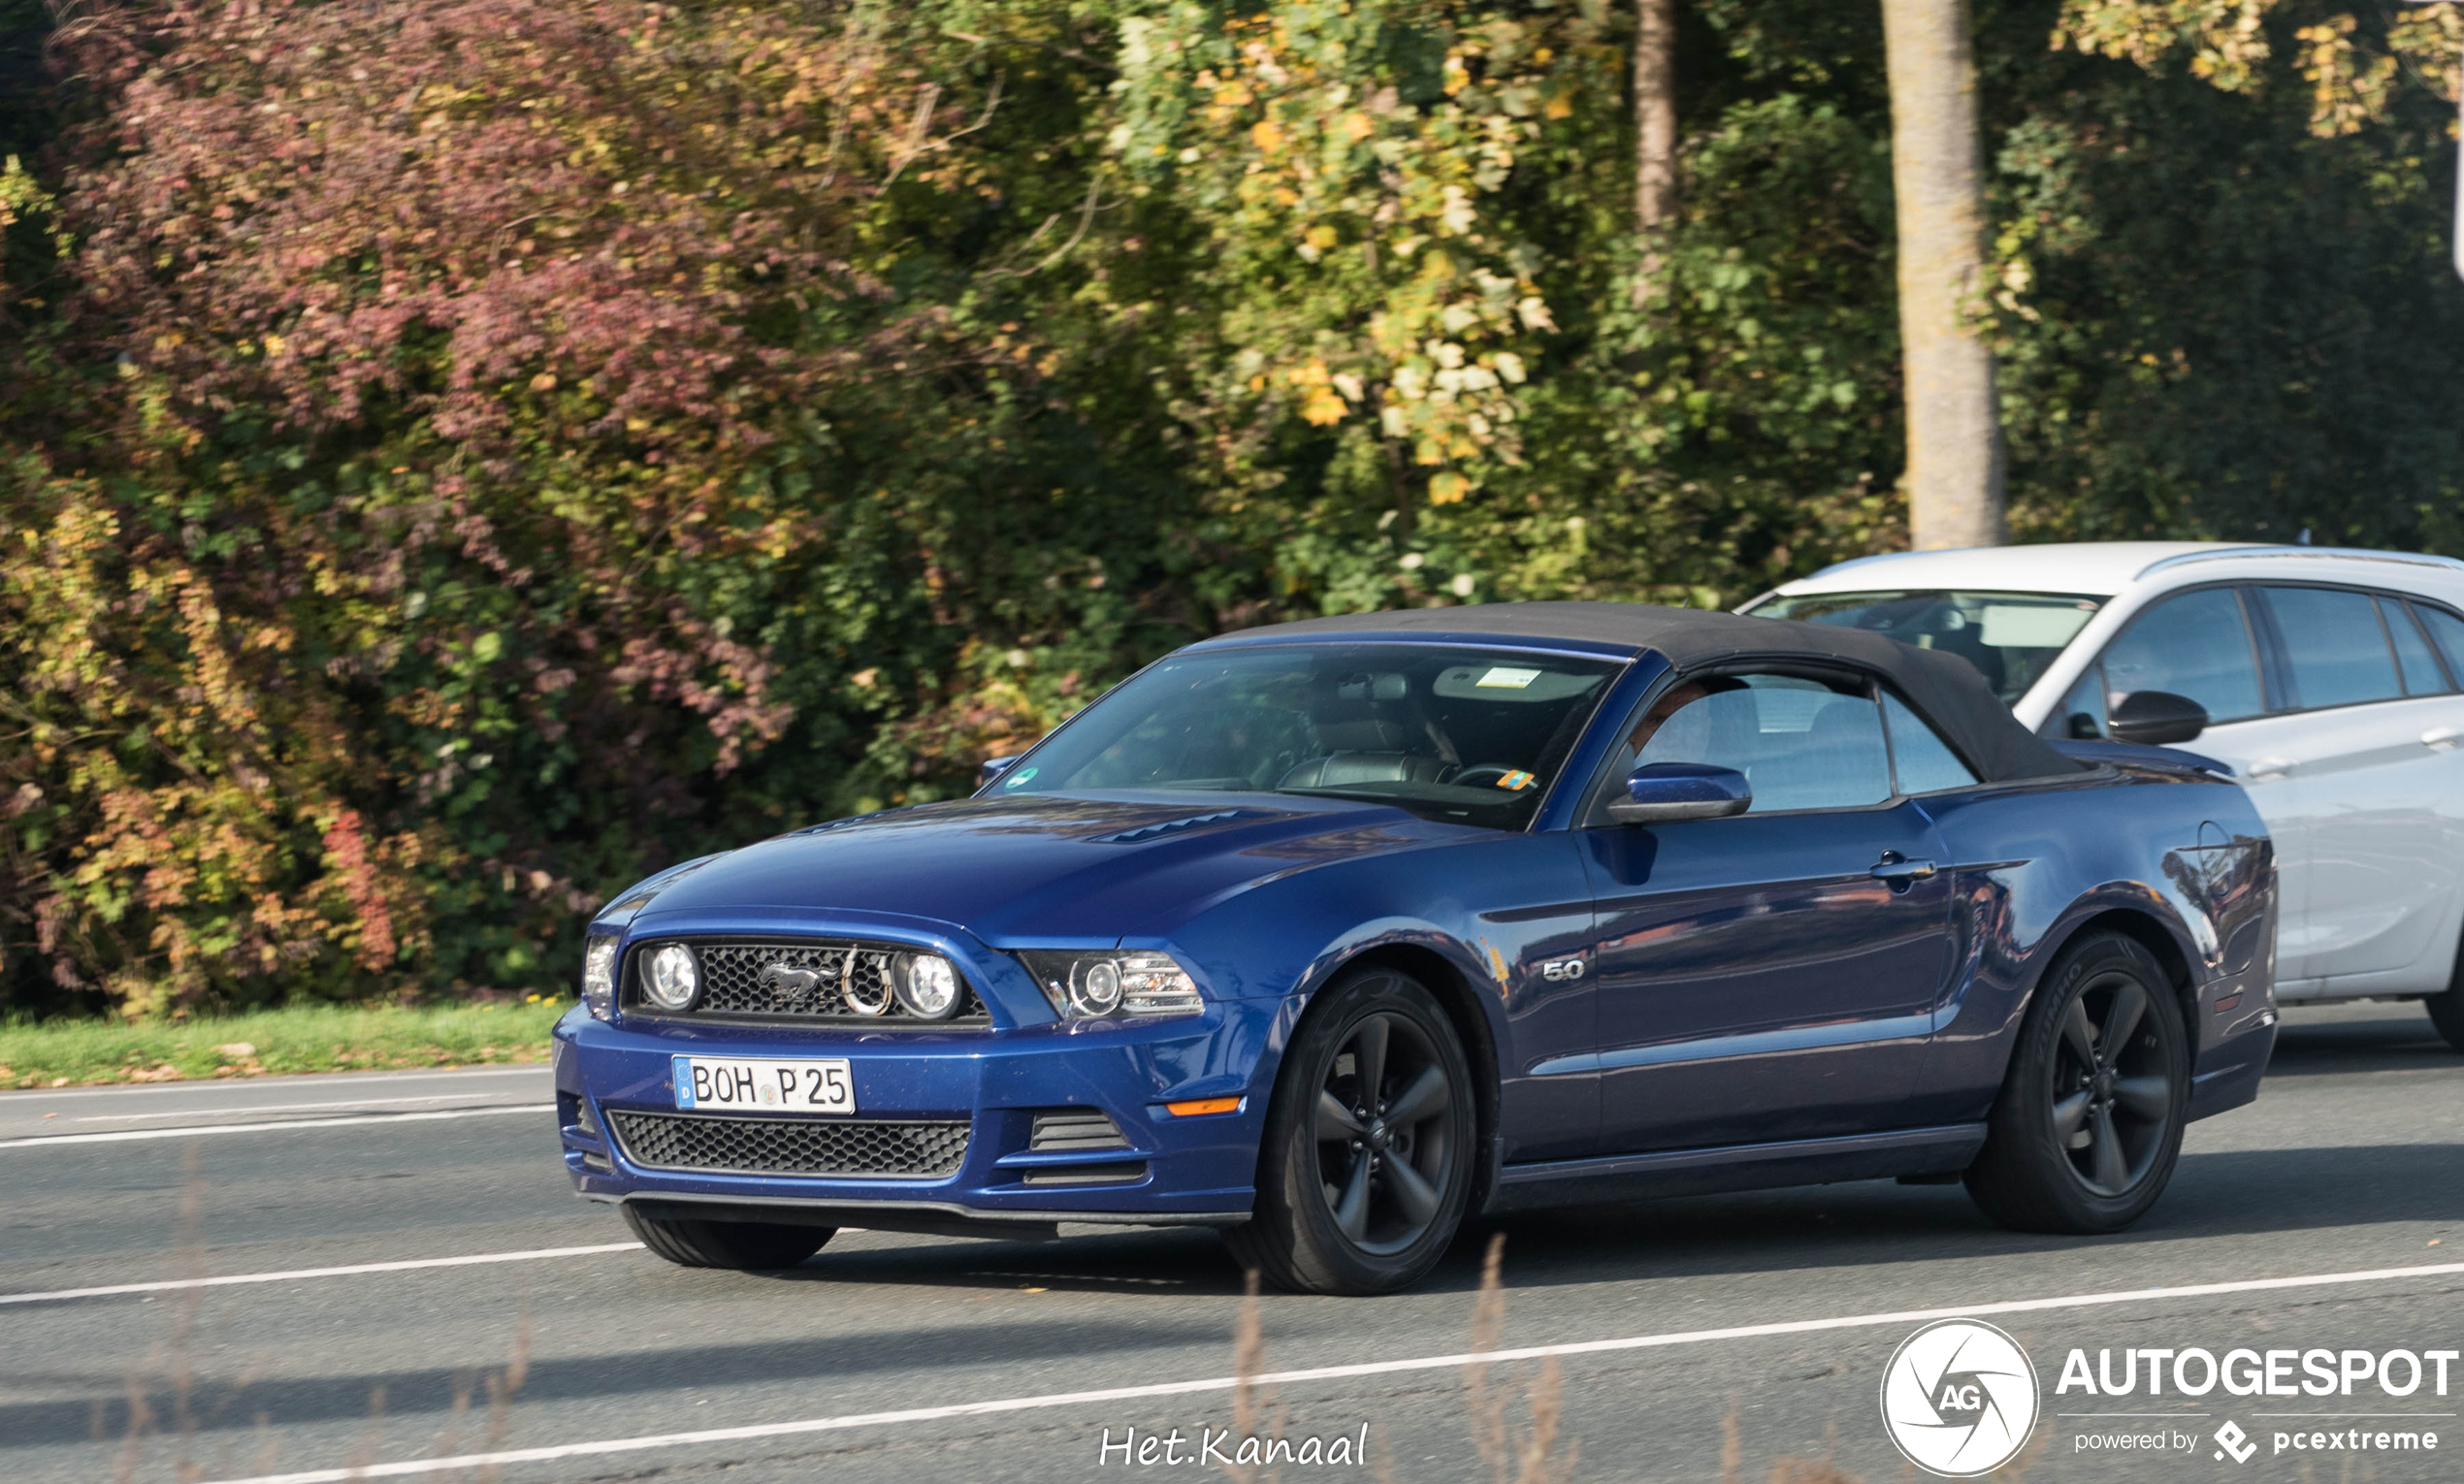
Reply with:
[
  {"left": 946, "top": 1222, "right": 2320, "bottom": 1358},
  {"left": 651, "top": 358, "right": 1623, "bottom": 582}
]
[
  {"left": 608, "top": 1111, "right": 970, "bottom": 1178},
  {"left": 628, "top": 940, "right": 989, "bottom": 1024}
]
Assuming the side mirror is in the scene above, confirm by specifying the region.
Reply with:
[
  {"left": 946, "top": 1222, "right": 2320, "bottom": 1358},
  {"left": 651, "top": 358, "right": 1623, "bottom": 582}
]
[
  {"left": 2109, "top": 691, "right": 2208, "bottom": 747},
  {"left": 977, "top": 756, "right": 1023, "bottom": 790},
  {"left": 1605, "top": 762, "right": 1752, "bottom": 824}
]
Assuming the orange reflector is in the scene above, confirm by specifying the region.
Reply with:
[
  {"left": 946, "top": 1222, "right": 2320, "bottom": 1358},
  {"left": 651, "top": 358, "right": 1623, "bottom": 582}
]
[{"left": 1165, "top": 1096, "right": 1243, "bottom": 1117}]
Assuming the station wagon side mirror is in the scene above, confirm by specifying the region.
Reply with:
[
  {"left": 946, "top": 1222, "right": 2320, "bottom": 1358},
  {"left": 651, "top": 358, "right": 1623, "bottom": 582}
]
[
  {"left": 978, "top": 756, "right": 1023, "bottom": 790},
  {"left": 1605, "top": 762, "right": 1753, "bottom": 824},
  {"left": 2108, "top": 691, "right": 2208, "bottom": 747}
]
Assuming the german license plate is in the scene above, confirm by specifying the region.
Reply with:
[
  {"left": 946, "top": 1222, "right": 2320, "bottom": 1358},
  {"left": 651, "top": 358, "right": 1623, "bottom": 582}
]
[{"left": 671, "top": 1055, "right": 855, "bottom": 1114}]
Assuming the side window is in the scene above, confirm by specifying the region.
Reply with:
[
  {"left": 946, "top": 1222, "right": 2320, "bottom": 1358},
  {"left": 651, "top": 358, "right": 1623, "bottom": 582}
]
[
  {"left": 2412, "top": 602, "right": 2464, "bottom": 689},
  {"left": 2382, "top": 597, "right": 2452, "bottom": 696},
  {"left": 1621, "top": 673, "right": 1892, "bottom": 814},
  {"left": 1882, "top": 692, "right": 1979, "bottom": 793},
  {"left": 2049, "top": 666, "right": 2109, "bottom": 740},
  {"left": 2100, "top": 588, "right": 2266, "bottom": 725},
  {"left": 2256, "top": 587, "right": 2402, "bottom": 711}
]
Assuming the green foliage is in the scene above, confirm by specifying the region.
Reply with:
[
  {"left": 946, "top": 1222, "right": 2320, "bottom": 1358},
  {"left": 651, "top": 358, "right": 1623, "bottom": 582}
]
[
  {"left": 0, "top": 0, "right": 2456, "bottom": 1015},
  {"left": 0, "top": 997, "right": 567, "bottom": 1086}
]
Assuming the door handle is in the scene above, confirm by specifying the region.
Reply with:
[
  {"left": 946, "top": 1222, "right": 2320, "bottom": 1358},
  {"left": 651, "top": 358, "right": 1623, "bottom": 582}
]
[
  {"left": 2247, "top": 757, "right": 2293, "bottom": 780},
  {"left": 2423, "top": 727, "right": 2462, "bottom": 752},
  {"left": 1870, "top": 855, "right": 1938, "bottom": 888}
]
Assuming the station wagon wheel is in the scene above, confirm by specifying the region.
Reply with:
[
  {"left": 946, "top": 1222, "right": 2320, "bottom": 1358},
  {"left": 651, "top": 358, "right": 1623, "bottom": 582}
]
[
  {"left": 1229, "top": 967, "right": 1476, "bottom": 1295},
  {"left": 1965, "top": 931, "right": 2189, "bottom": 1235}
]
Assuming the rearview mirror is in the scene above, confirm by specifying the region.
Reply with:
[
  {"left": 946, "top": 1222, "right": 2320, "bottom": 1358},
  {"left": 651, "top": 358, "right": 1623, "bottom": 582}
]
[
  {"left": 2109, "top": 691, "right": 2208, "bottom": 747},
  {"left": 1605, "top": 762, "right": 1752, "bottom": 824},
  {"left": 978, "top": 756, "right": 1023, "bottom": 790}
]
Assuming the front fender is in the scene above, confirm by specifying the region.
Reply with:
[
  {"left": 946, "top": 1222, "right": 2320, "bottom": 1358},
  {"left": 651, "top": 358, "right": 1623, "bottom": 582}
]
[{"left": 1156, "top": 828, "right": 1600, "bottom": 1166}]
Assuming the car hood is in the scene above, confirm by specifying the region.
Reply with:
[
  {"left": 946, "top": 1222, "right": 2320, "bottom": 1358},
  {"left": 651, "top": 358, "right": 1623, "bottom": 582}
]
[{"left": 617, "top": 791, "right": 1473, "bottom": 943}]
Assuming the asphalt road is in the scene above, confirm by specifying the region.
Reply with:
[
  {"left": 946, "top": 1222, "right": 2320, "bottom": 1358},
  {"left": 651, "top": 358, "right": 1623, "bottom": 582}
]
[{"left": 4, "top": 1003, "right": 2461, "bottom": 1484}]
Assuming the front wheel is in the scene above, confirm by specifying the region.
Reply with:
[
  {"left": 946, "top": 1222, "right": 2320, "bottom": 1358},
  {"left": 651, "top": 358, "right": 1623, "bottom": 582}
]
[
  {"left": 2428, "top": 991, "right": 2464, "bottom": 1054},
  {"left": 622, "top": 1205, "right": 834, "bottom": 1270},
  {"left": 1225, "top": 967, "right": 1476, "bottom": 1295},
  {"left": 2424, "top": 934, "right": 2464, "bottom": 1053},
  {"left": 1965, "top": 932, "right": 2189, "bottom": 1235}
]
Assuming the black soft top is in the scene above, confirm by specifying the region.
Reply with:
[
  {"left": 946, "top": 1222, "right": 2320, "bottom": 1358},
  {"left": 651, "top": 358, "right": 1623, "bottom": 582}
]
[{"left": 1216, "top": 600, "right": 2082, "bottom": 784}]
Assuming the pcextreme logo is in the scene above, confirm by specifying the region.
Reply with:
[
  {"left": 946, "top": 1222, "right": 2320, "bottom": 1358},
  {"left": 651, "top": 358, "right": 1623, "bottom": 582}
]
[{"left": 1880, "top": 1319, "right": 2041, "bottom": 1477}]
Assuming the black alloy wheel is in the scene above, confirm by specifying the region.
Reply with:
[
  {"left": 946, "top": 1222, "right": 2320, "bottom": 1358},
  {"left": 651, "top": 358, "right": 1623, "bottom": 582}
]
[
  {"left": 1229, "top": 967, "right": 1475, "bottom": 1294},
  {"left": 2050, "top": 974, "right": 2175, "bottom": 1197},
  {"left": 1312, "top": 1009, "right": 1458, "bottom": 1254},
  {"left": 1966, "top": 931, "right": 2189, "bottom": 1235}
]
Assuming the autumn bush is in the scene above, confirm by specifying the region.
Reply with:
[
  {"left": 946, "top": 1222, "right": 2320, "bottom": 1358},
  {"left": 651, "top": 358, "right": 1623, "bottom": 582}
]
[{"left": 0, "top": 0, "right": 2456, "bottom": 1016}]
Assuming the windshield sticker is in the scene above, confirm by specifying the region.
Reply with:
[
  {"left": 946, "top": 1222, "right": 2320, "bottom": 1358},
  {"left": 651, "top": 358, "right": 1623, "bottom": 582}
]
[
  {"left": 1003, "top": 765, "right": 1038, "bottom": 790},
  {"left": 1980, "top": 604, "right": 2096, "bottom": 649},
  {"left": 1475, "top": 666, "right": 1541, "bottom": 690},
  {"left": 1495, "top": 770, "right": 1537, "bottom": 791}
]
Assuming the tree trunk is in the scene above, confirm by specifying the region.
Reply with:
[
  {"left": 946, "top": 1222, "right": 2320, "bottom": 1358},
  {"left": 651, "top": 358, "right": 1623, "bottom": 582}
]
[
  {"left": 1630, "top": 0, "right": 1677, "bottom": 306},
  {"left": 1881, "top": 0, "right": 2005, "bottom": 549}
]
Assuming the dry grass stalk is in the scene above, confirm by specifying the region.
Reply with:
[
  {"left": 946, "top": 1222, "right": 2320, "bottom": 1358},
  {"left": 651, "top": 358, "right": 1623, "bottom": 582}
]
[
  {"left": 1222, "top": 1268, "right": 1295, "bottom": 1483},
  {"left": 471, "top": 1305, "right": 535, "bottom": 1483},
  {"left": 1460, "top": 1234, "right": 1576, "bottom": 1484}
]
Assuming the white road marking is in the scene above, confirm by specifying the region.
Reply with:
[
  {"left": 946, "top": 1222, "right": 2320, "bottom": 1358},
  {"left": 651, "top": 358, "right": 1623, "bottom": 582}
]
[
  {"left": 72, "top": 1092, "right": 542, "bottom": 1121},
  {"left": 0, "top": 1104, "right": 554, "bottom": 1148},
  {"left": 195, "top": 1257, "right": 2464, "bottom": 1484},
  {"left": 0, "top": 1242, "right": 644, "bottom": 1306},
  {"left": 0, "top": 1066, "right": 548, "bottom": 1102},
  {"left": 6, "top": 1231, "right": 874, "bottom": 1306}
]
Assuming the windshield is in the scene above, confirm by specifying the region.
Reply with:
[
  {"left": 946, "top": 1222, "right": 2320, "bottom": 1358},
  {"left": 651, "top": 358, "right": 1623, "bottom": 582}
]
[
  {"left": 993, "top": 644, "right": 1624, "bottom": 829},
  {"left": 1744, "top": 589, "right": 2104, "bottom": 704}
]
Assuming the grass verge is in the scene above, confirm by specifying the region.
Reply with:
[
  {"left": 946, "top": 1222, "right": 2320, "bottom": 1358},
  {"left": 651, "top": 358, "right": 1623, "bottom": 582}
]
[{"left": 0, "top": 999, "right": 571, "bottom": 1088}]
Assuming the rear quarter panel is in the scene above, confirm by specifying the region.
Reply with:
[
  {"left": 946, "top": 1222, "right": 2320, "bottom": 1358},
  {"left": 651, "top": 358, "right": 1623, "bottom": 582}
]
[{"left": 1905, "top": 764, "right": 2277, "bottom": 1128}]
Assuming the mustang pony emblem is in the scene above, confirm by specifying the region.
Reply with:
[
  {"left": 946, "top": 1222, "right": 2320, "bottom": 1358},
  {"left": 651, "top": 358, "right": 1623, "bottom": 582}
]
[{"left": 760, "top": 962, "right": 826, "bottom": 999}]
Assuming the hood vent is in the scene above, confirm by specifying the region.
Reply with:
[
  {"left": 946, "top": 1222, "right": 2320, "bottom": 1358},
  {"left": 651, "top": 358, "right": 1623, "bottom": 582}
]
[{"left": 1084, "top": 810, "right": 1251, "bottom": 846}]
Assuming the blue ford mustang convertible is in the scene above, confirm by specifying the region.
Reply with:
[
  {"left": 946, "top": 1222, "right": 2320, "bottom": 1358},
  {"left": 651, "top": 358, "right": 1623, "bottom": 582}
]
[{"left": 553, "top": 603, "right": 2278, "bottom": 1294}]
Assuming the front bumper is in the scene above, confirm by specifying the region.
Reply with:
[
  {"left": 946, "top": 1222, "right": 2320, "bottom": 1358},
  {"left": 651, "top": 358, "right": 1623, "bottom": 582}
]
[{"left": 551, "top": 1003, "right": 1269, "bottom": 1234}]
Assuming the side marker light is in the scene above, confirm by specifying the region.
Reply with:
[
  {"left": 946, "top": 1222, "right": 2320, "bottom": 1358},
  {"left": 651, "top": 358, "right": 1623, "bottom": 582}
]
[{"left": 1164, "top": 1096, "right": 1245, "bottom": 1117}]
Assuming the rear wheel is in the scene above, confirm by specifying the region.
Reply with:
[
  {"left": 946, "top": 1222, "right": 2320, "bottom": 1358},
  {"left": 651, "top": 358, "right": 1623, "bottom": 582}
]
[
  {"left": 1965, "top": 932, "right": 2188, "bottom": 1235},
  {"left": 622, "top": 1205, "right": 834, "bottom": 1270},
  {"left": 1226, "top": 967, "right": 1475, "bottom": 1295}
]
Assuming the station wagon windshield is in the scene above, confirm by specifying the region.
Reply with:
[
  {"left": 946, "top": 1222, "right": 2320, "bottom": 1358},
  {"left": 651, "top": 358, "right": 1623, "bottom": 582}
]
[
  {"left": 1746, "top": 589, "right": 2103, "bottom": 704},
  {"left": 995, "top": 644, "right": 1624, "bottom": 828}
]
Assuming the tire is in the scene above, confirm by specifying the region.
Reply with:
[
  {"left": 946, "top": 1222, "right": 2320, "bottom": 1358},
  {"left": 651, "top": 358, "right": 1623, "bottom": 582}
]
[
  {"left": 1225, "top": 966, "right": 1477, "bottom": 1295},
  {"left": 621, "top": 1205, "right": 834, "bottom": 1270},
  {"left": 2424, "top": 935, "right": 2464, "bottom": 1053},
  {"left": 1964, "top": 931, "right": 2190, "bottom": 1235}
]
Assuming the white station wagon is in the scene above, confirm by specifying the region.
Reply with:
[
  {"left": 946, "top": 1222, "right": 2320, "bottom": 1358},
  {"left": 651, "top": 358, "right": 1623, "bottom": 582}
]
[{"left": 1745, "top": 542, "right": 2464, "bottom": 1048}]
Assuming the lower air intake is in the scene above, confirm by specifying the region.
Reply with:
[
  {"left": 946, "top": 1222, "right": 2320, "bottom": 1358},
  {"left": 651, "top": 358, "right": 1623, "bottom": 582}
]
[{"left": 609, "top": 1111, "right": 969, "bottom": 1178}]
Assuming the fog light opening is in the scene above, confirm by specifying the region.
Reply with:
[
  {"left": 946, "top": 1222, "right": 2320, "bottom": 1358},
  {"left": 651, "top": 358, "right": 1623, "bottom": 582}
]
[{"left": 642, "top": 944, "right": 700, "bottom": 1012}]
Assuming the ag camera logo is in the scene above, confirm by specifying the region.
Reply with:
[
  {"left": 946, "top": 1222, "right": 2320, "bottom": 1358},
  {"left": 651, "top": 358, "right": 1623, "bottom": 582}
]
[{"left": 1880, "top": 1319, "right": 2041, "bottom": 1477}]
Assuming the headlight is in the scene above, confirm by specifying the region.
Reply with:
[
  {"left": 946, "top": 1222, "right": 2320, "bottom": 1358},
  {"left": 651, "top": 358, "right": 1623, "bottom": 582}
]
[
  {"left": 892, "top": 952, "right": 963, "bottom": 1018},
  {"left": 1016, "top": 950, "right": 1204, "bottom": 1020},
  {"left": 642, "top": 944, "right": 700, "bottom": 1011},
  {"left": 582, "top": 935, "right": 620, "bottom": 1021}
]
